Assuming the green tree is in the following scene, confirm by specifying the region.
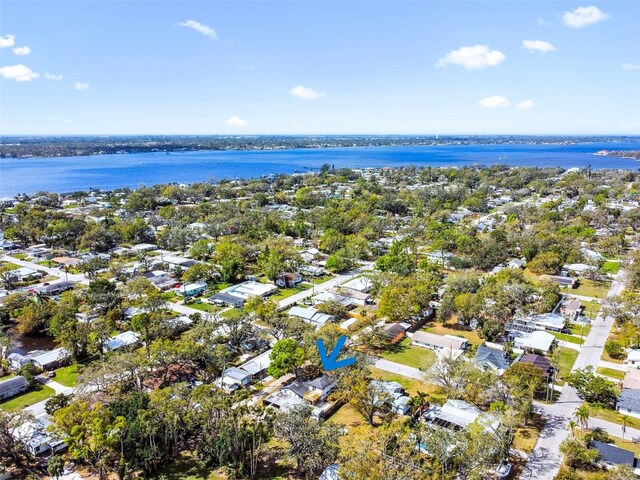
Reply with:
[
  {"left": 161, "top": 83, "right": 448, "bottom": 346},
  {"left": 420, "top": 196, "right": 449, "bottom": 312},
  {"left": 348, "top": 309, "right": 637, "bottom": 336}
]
[{"left": 268, "top": 339, "right": 306, "bottom": 378}]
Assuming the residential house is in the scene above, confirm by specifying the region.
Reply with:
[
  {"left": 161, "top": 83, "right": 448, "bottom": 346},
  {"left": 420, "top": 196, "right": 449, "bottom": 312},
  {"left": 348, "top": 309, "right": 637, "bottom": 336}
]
[
  {"left": 423, "top": 399, "right": 499, "bottom": 431},
  {"left": 219, "top": 281, "right": 278, "bottom": 301},
  {"left": 328, "top": 287, "right": 372, "bottom": 306},
  {"left": 589, "top": 440, "right": 635, "bottom": 470},
  {"left": 104, "top": 331, "right": 140, "bottom": 352},
  {"left": 276, "top": 272, "right": 303, "bottom": 288},
  {"left": 51, "top": 256, "right": 81, "bottom": 268},
  {"left": 299, "top": 264, "right": 326, "bottom": 277},
  {"left": 540, "top": 275, "right": 578, "bottom": 288},
  {"left": 264, "top": 374, "right": 337, "bottom": 419},
  {"left": 288, "top": 306, "right": 335, "bottom": 328},
  {"left": 426, "top": 250, "right": 454, "bottom": 266},
  {"left": 511, "top": 330, "right": 555, "bottom": 354},
  {"left": 617, "top": 389, "right": 640, "bottom": 419},
  {"left": 31, "top": 348, "right": 70, "bottom": 371},
  {"left": 13, "top": 416, "right": 66, "bottom": 456},
  {"left": 0, "top": 376, "right": 29, "bottom": 401},
  {"left": 13, "top": 267, "right": 43, "bottom": 282},
  {"left": 382, "top": 323, "right": 411, "bottom": 345},
  {"left": 340, "top": 277, "right": 372, "bottom": 293},
  {"left": 222, "top": 367, "right": 253, "bottom": 388},
  {"left": 176, "top": 281, "right": 208, "bottom": 297},
  {"left": 311, "top": 291, "right": 356, "bottom": 309},
  {"left": 411, "top": 331, "right": 468, "bottom": 352},
  {"left": 474, "top": 345, "right": 510, "bottom": 375},
  {"left": 625, "top": 350, "right": 640, "bottom": 368},
  {"left": 371, "top": 380, "right": 412, "bottom": 415},
  {"left": 515, "top": 354, "right": 553, "bottom": 381},
  {"left": 559, "top": 298, "right": 583, "bottom": 321},
  {"left": 207, "top": 292, "right": 245, "bottom": 308},
  {"left": 39, "top": 281, "right": 76, "bottom": 296},
  {"left": 239, "top": 349, "right": 272, "bottom": 379}
]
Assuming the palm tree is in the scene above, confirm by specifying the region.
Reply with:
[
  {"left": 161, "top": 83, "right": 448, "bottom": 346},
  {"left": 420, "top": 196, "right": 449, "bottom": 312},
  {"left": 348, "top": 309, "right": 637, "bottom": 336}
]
[
  {"left": 568, "top": 420, "right": 578, "bottom": 437},
  {"left": 410, "top": 391, "right": 429, "bottom": 418},
  {"left": 619, "top": 414, "right": 630, "bottom": 441},
  {"left": 574, "top": 404, "right": 590, "bottom": 434}
]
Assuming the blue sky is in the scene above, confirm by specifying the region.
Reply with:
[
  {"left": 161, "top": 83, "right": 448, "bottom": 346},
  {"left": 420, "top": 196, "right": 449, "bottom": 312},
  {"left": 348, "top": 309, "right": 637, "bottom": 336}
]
[{"left": 1, "top": 1, "right": 639, "bottom": 135}]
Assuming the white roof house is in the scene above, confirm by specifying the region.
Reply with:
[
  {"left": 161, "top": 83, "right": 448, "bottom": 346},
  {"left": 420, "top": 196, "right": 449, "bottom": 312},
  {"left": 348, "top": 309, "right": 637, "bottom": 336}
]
[
  {"left": 411, "top": 331, "right": 467, "bottom": 351},
  {"left": 513, "top": 330, "right": 555, "bottom": 353},
  {"left": 220, "top": 281, "right": 278, "bottom": 300},
  {"left": 625, "top": 350, "right": 640, "bottom": 365},
  {"left": 340, "top": 277, "right": 372, "bottom": 293},
  {"left": 426, "top": 399, "right": 499, "bottom": 431},
  {"left": 526, "top": 313, "right": 566, "bottom": 332},
  {"left": 239, "top": 349, "right": 272, "bottom": 377},
  {"left": 105, "top": 331, "right": 140, "bottom": 351},
  {"left": 30, "top": 348, "right": 70, "bottom": 370},
  {"left": 287, "top": 306, "right": 334, "bottom": 328}
]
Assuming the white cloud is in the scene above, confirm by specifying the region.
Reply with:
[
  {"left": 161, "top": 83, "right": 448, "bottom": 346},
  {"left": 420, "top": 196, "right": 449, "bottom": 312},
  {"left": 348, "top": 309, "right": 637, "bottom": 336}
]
[
  {"left": 623, "top": 63, "right": 640, "bottom": 71},
  {"left": 436, "top": 45, "right": 506, "bottom": 70},
  {"left": 517, "top": 100, "right": 535, "bottom": 110},
  {"left": 226, "top": 115, "right": 249, "bottom": 127},
  {"left": 13, "top": 46, "right": 30, "bottom": 56},
  {"left": 44, "top": 72, "right": 63, "bottom": 80},
  {"left": 522, "top": 40, "right": 556, "bottom": 54},
  {"left": 289, "top": 85, "right": 326, "bottom": 100},
  {"left": 563, "top": 6, "right": 610, "bottom": 28},
  {"left": 74, "top": 82, "right": 90, "bottom": 91},
  {"left": 0, "top": 64, "right": 39, "bottom": 82},
  {"left": 0, "top": 34, "right": 15, "bottom": 48},
  {"left": 179, "top": 20, "right": 217, "bottom": 39},
  {"left": 479, "top": 96, "right": 511, "bottom": 108}
]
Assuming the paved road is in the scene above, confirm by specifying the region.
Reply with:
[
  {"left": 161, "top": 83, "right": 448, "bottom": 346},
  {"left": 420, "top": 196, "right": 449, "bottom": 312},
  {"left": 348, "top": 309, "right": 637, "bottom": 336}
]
[
  {"left": 277, "top": 262, "right": 374, "bottom": 310},
  {"left": 373, "top": 358, "right": 424, "bottom": 380},
  {"left": 1, "top": 254, "right": 89, "bottom": 285},
  {"left": 520, "top": 267, "right": 627, "bottom": 480},
  {"left": 25, "top": 377, "right": 74, "bottom": 417}
]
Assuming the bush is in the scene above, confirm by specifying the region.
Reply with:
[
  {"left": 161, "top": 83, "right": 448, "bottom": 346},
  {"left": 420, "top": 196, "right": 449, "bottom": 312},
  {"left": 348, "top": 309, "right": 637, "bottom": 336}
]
[{"left": 605, "top": 340, "right": 625, "bottom": 360}]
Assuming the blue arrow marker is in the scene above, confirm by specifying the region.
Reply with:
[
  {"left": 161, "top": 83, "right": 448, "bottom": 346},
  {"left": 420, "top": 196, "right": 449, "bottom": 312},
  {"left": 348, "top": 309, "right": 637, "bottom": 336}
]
[{"left": 317, "top": 335, "right": 356, "bottom": 371}]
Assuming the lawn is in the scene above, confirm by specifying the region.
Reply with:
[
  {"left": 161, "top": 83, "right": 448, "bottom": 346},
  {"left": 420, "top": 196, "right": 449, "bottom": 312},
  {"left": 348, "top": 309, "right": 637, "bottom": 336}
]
[
  {"left": 512, "top": 412, "right": 545, "bottom": 454},
  {"left": 602, "top": 261, "right": 621, "bottom": 275},
  {"left": 551, "top": 332, "right": 583, "bottom": 345},
  {"left": 583, "top": 302, "right": 601, "bottom": 321},
  {"left": 187, "top": 302, "right": 218, "bottom": 314},
  {"left": 589, "top": 403, "right": 640, "bottom": 430},
  {"left": 610, "top": 435, "right": 640, "bottom": 456},
  {"left": 424, "top": 322, "right": 483, "bottom": 346},
  {"left": 55, "top": 364, "right": 83, "bottom": 387},
  {"left": 310, "top": 274, "right": 336, "bottom": 285},
  {"left": 556, "top": 347, "right": 579, "bottom": 385},
  {"left": 0, "top": 261, "right": 20, "bottom": 270},
  {"left": 0, "top": 385, "right": 55, "bottom": 412},
  {"left": 10, "top": 253, "right": 29, "bottom": 260},
  {"left": 219, "top": 308, "right": 243, "bottom": 319},
  {"left": 565, "top": 279, "right": 610, "bottom": 300},
  {"left": 596, "top": 366, "right": 625, "bottom": 380},
  {"left": 380, "top": 338, "right": 437, "bottom": 369},
  {"left": 569, "top": 322, "right": 591, "bottom": 337},
  {"left": 271, "top": 284, "right": 311, "bottom": 301},
  {"left": 369, "top": 367, "right": 445, "bottom": 401}
]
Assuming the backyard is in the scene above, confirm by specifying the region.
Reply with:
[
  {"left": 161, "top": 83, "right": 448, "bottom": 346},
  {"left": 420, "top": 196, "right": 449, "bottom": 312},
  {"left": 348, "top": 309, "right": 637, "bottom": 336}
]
[
  {"left": 380, "top": 338, "right": 436, "bottom": 369},
  {"left": 0, "top": 384, "right": 55, "bottom": 412}
]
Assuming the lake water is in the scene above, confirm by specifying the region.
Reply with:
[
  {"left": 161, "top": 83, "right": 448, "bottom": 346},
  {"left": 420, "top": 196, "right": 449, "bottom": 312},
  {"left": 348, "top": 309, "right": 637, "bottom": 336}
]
[{"left": 1, "top": 142, "right": 640, "bottom": 196}]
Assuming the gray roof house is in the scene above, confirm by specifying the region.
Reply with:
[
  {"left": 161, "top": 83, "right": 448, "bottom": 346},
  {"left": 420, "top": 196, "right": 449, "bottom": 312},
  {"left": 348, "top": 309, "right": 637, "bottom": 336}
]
[
  {"left": 0, "top": 376, "right": 29, "bottom": 401},
  {"left": 589, "top": 440, "right": 635, "bottom": 469},
  {"left": 474, "top": 345, "right": 511, "bottom": 375},
  {"left": 617, "top": 389, "right": 640, "bottom": 419}
]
